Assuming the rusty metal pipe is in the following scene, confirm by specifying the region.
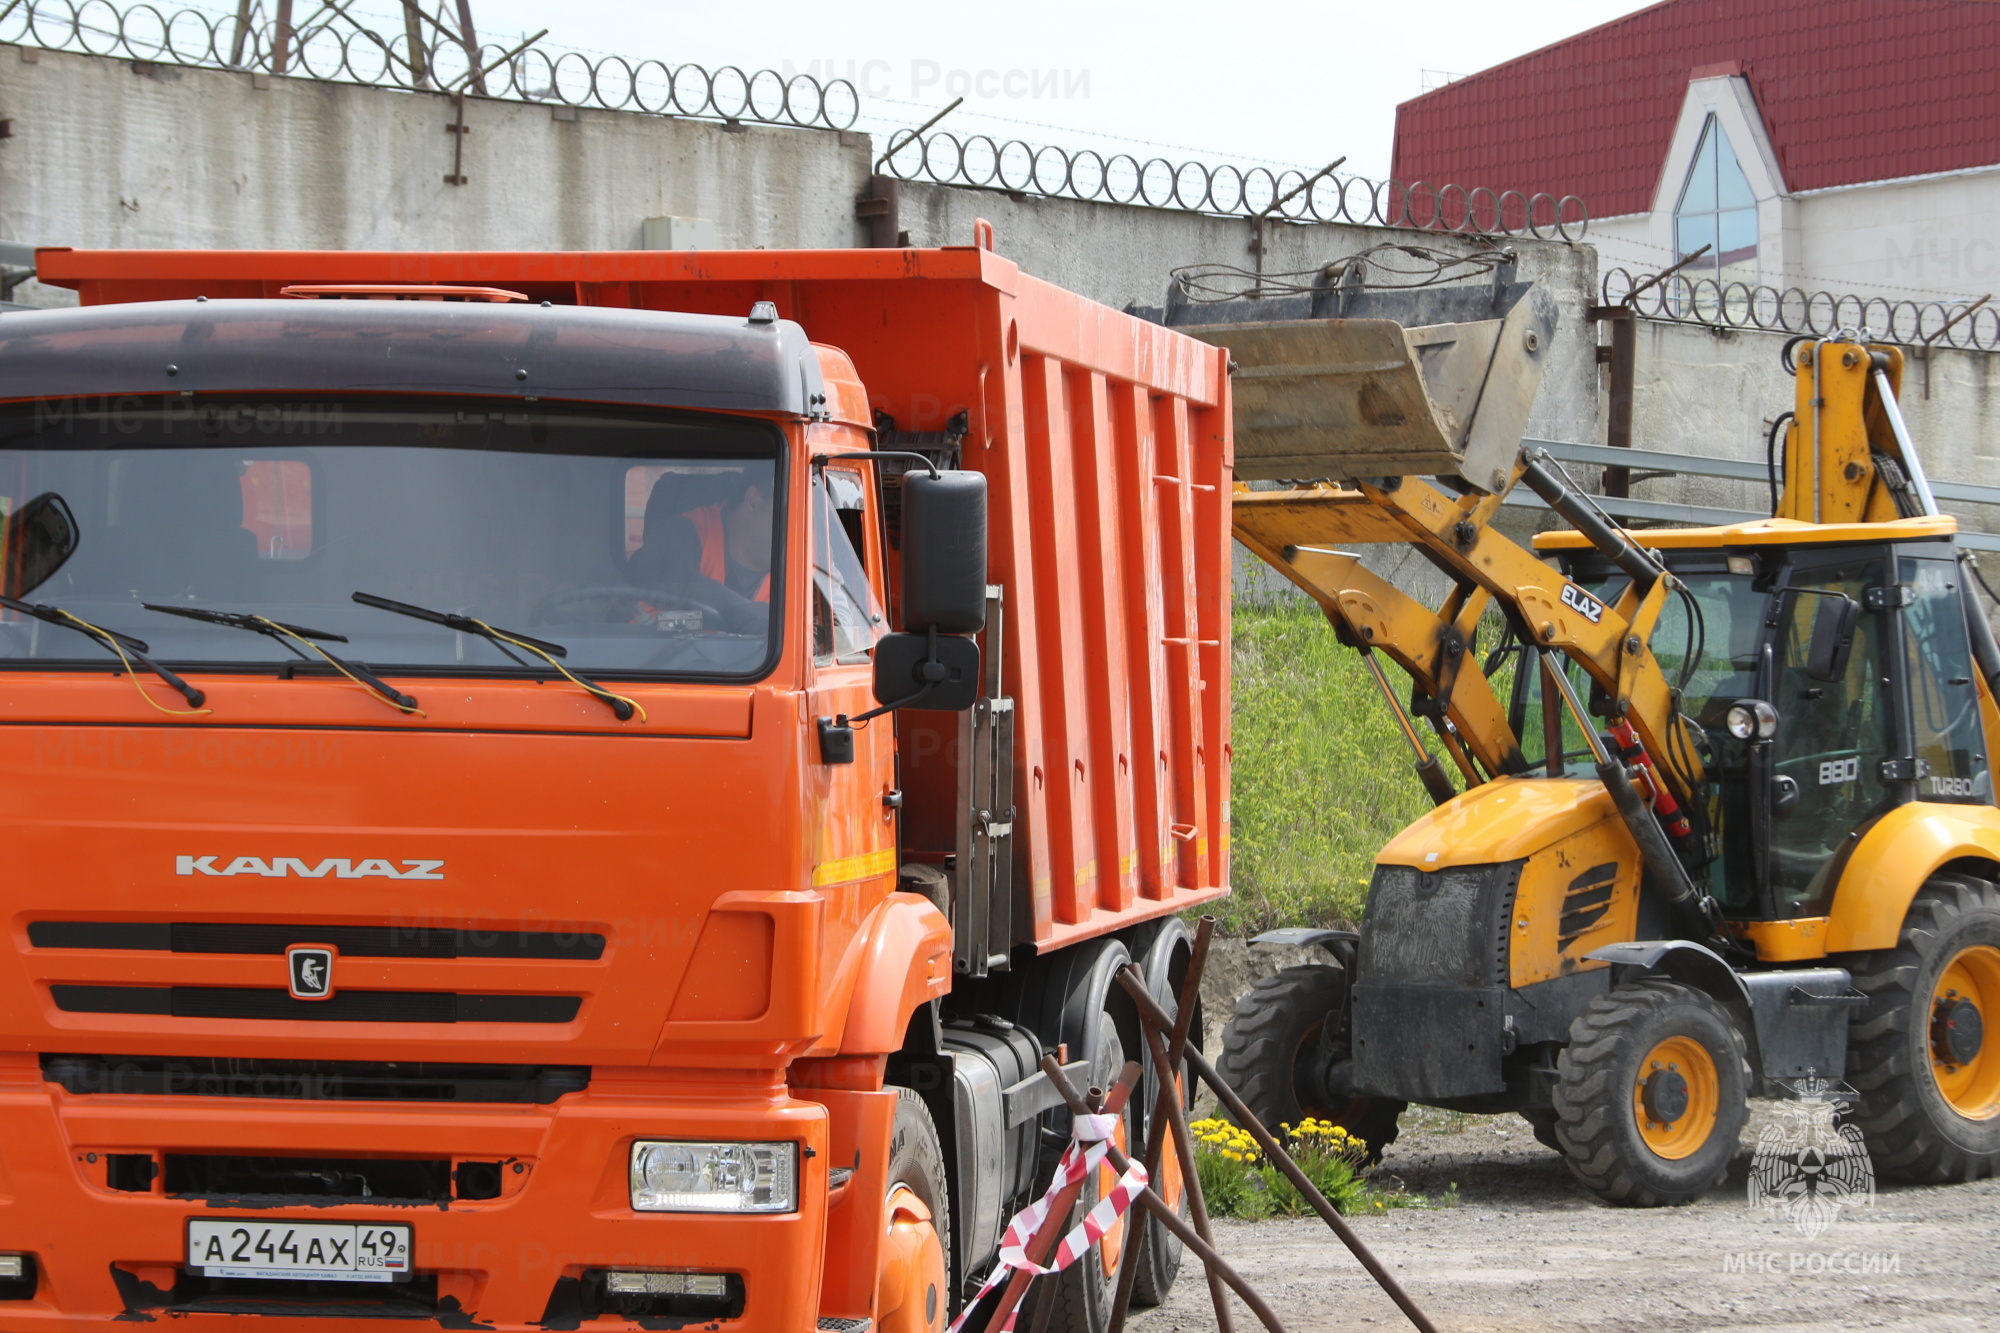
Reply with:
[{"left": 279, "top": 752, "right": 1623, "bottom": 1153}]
[
  {"left": 957, "top": 1062, "right": 1142, "bottom": 1333},
  {"left": 1114, "top": 975, "right": 1443, "bottom": 1333},
  {"left": 1108, "top": 920, "right": 1231, "bottom": 1333},
  {"left": 1039, "top": 1055, "right": 1288, "bottom": 1333}
]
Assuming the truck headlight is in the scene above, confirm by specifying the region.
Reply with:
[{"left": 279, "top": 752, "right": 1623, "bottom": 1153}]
[{"left": 629, "top": 1140, "right": 797, "bottom": 1213}]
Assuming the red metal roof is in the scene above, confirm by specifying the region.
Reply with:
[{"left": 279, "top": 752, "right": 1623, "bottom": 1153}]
[{"left": 1391, "top": 0, "right": 2000, "bottom": 218}]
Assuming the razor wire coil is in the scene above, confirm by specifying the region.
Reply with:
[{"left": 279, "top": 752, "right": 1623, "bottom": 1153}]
[
  {"left": 1604, "top": 267, "right": 2000, "bottom": 352},
  {"left": 875, "top": 130, "right": 1590, "bottom": 235},
  {"left": 0, "top": 0, "right": 861, "bottom": 129}
]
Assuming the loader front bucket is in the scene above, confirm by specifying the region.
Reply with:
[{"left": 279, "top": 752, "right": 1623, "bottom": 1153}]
[{"left": 1180, "top": 283, "right": 1557, "bottom": 493}]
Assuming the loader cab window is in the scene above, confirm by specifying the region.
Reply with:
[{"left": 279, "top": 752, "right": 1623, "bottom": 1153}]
[
  {"left": 1767, "top": 555, "right": 1898, "bottom": 914},
  {"left": 1899, "top": 554, "right": 1989, "bottom": 803},
  {"left": 812, "top": 465, "right": 884, "bottom": 665}
]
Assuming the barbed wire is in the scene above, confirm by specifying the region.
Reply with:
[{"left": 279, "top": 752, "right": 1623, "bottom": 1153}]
[
  {"left": 875, "top": 132, "right": 1589, "bottom": 237},
  {"left": 0, "top": 0, "right": 860, "bottom": 129},
  {"left": 1606, "top": 267, "right": 2000, "bottom": 352},
  {"left": 1171, "top": 244, "right": 1512, "bottom": 302}
]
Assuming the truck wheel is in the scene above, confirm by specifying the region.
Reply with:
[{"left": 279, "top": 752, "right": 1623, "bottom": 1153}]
[
  {"left": 879, "top": 1088, "right": 950, "bottom": 1333},
  {"left": 1042, "top": 1011, "right": 1134, "bottom": 1333},
  {"left": 1129, "top": 1067, "right": 1186, "bottom": 1308},
  {"left": 1551, "top": 979, "right": 1749, "bottom": 1206},
  {"left": 1218, "top": 964, "right": 1404, "bottom": 1163},
  {"left": 1846, "top": 874, "right": 2000, "bottom": 1182}
]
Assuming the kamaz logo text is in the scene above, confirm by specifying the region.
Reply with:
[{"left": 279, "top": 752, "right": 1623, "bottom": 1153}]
[
  {"left": 1561, "top": 583, "right": 1606, "bottom": 624},
  {"left": 176, "top": 856, "right": 445, "bottom": 880}
]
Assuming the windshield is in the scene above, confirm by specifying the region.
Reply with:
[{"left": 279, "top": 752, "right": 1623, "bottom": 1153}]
[{"left": 0, "top": 398, "right": 785, "bottom": 679}]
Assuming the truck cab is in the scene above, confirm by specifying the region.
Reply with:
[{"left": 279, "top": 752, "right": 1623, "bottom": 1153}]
[{"left": 0, "top": 251, "right": 1235, "bottom": 1332}]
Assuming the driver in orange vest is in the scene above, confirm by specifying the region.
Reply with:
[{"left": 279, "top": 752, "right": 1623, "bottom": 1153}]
[{"left": 630, "top": 474, "right": 772, "bottom": 631}]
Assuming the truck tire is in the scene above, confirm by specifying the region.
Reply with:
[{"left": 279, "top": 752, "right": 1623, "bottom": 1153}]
[
  {"left": 1041, "top": 1011, "right": 1135, "bottom": 1333},
  {"left": 880, "top": 1088, "right": 951, "bottom": 1333},
  {"left": 1217, "top": 964, "right": 1404, "bottom": 1163},
  {"left": 1846, "top": 873, "right": 2000, "bottom": 1183},
  {"left": 1551, "top": 979, "right": 1749, "bottom": 1207},
  {"left": 1129, "top": 1066, "right": 1187, "bottom": 1308}
]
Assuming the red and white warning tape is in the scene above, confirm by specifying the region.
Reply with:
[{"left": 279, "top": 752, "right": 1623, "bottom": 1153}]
[{"left": 947, "top": 1110, "right": 1150, "bottom": 1333}]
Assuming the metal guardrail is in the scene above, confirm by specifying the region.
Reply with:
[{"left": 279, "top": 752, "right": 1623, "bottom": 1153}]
[
  {"left": 1603, "top": 267, "right": 1999, "bottom": 353},
  {"left": 877, "top": 135, "right": 1590, "bottom": 235},
  {"left": 1515, "top": 439, "right": 2000, "bottom": 552},
  {"left": 0, "top": 0, "right": 860, "bottom": 128}
]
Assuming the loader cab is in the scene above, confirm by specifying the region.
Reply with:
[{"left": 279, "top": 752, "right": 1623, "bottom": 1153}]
[{"left": 1524, "top": 535, "right": 1990, "bottom": 926}]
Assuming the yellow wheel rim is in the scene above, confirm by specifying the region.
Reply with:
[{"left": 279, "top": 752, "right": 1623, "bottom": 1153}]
[
  {"left": 1632, "top": 1035, "right": 1720, "bottom": 1160},
  {"left": 878, "top": 1185, "right": 947, "bottom": 1333},
  {"left": 1929, "top": 943, "right": 2000, "bottom": 1120}
]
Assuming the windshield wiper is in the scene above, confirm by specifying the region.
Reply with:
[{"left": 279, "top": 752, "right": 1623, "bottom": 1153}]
[
  {"left": 142, "top": 604, "right": 421, "bottom": 715},
  {"left": 0, "top": 594, "right": 207, "bottom": 713},
  {"left": 352, "top": 592, "right": 645, "bottom": 722}
]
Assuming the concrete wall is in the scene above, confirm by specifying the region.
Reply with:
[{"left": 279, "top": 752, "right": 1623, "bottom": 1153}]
[{"left": 0, "top": 44, "right": 873, "bottom": 305}]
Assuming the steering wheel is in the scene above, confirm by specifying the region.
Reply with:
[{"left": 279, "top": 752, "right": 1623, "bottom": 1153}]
[{"left": 530, "top": 585, "right": 721, "bottom": 627}]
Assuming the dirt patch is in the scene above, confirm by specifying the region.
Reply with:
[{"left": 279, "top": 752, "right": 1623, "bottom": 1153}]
[{"left": 1127, "top": 1104, "right": 2000, "bottom": 1332}]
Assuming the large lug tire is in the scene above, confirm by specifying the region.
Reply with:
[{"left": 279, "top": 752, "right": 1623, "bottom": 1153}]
[
  {"left": 1551, "top": 979, "right": 1750, "bottom": 1207},
  {"left": 1038, "top": 1011, "right": 1135, "bottom": 1333},
  {"left": 1846, "top": 873, "right": 2000, "bottom": 1182},
  {"left": 1216, "top": 964, "right": 1405, "bottom": 1164},
  {"left": 879, "top": 1088, "right": 951, "bottom": 1333}
]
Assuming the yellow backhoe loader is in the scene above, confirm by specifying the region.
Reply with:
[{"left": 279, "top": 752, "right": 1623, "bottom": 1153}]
[{"left": 1180, "top": 278, "right": 1999, "bottom": 1204}]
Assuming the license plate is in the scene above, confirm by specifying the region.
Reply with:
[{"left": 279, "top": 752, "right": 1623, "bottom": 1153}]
[{"left": 186, "top": 1220, "right": 412, "bottom": 1283}]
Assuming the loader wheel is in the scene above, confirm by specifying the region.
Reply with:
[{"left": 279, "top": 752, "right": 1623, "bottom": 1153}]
[
  {"left": 1552, "top": 979, "right": 1748, "bottom": 1206},
  {"left": 879, "top": 1088, "right": 950, "bottom": 1333},
  {"left": 1846, "top": 874, "right": 2000, "bottom": 1183},
  {"left": 1217, "top": 965, "right": 1405, "bottom": 1164}
]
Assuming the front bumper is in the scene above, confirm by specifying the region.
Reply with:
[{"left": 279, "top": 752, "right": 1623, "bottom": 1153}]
[{"left": 0, "top": 1065, "right": 832, "bottom": 1330}]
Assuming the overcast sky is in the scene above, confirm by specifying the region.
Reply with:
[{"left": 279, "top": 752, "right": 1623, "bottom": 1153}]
[{"left": 465, "top": 0, "right": 1663, "bottom": 184}]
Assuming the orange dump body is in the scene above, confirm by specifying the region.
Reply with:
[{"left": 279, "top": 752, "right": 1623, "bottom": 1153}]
[{"left": 0, "top": 246, "right": 1231, "bottom": 1330}]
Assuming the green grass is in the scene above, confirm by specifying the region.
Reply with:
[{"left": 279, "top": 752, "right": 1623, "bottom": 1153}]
[{"left": 1221, "top": 598, "right": 1432, "bottom": 933}]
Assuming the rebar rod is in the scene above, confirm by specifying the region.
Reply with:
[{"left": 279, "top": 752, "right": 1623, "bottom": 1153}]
[{"left": 1114, "top": 975, "right": 1442, "bottom": 1333}]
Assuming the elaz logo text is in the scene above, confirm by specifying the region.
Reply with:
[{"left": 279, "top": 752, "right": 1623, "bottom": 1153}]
[
  {"left": 1560, "top": 583, "right": 1606, "bottom": 624},
  {"left": 176, "top": 856, "right": 445, "bottom": 880}
]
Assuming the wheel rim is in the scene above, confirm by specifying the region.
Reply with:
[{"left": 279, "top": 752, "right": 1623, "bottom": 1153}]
[
  {"left": 1632, "top": 1035, "right": 1719, "bottom": 1160},
  {"left": 1158, "top": 1072, "right": 1185, "bottom": 1212},
  {"left": 1095, "top": 1114, "right": 1129, "bottom": 1278},
  {"left": 878, "top": 1184, "right": 946, "bottom": 1333},
  {"left": 1929, "top": 943, "right": 2000, "bottom": 1120}
]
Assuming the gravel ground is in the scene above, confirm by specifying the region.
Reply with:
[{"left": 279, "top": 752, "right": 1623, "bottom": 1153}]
[{"left": 1127, "top": 1103, "right": 2000, "bottom": 1333}]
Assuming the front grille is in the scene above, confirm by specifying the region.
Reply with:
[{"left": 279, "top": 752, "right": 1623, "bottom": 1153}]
[
  {"left": 41, "top": 1055, "right": 589, "bottom": 1103},
  {"left": 165, "top": 1153, "right": 451, "bottom": 1204},
  {"left": 1356, "top": 860, "right": 1522, "bottom": 987},
  {"left": 29, "top": 921, "right": 605, "bottom": 960},
  {"left": 50, "top": 985, "right": 580, "bottom": 1024}
]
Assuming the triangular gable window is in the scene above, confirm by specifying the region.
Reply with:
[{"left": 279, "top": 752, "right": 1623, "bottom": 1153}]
[{"left": 1675, "top": 115, "right": 1758, "bottom": 286}]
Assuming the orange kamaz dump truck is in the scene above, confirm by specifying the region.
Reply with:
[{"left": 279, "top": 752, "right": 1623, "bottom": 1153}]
[{"left": 0, "top": 243, "right": 1231, "bottom": 1332}]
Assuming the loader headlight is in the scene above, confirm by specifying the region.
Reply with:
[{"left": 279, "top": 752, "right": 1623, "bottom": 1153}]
[
  {"left": 629, "top": 1140, "right": 797, "bottom": 1213},
  {"left": 1724, "top": 698, "right": 1780, "bottom": 741}
]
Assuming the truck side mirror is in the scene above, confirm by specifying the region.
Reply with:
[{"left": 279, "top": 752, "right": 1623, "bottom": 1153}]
[
  {"left": 3, "top": 492, "right": 78, "bottom": 599},
  {"left": 901, "top": 470, "right": 987, "bottom": 634},
  {"left": 872, "top": 629, "right": 980, "bottom": 712},
  {"left": 1805, "top": 593, "right": 1858, "bottom": 682}
]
